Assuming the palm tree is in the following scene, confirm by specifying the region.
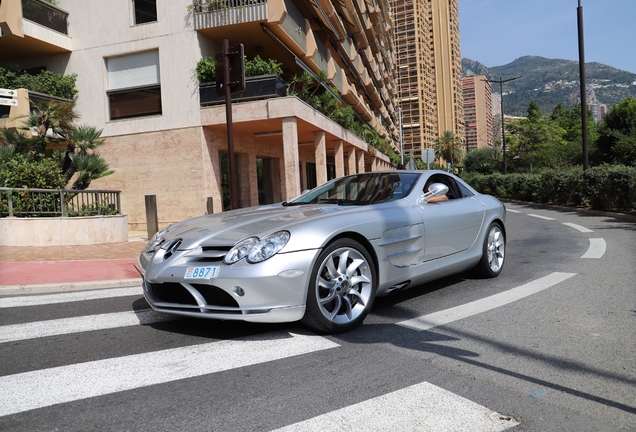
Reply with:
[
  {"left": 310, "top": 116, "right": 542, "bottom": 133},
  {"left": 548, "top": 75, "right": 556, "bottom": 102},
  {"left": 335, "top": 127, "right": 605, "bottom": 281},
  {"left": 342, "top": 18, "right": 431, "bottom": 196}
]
[
  {"left": 434, "top": 130, "right": 464, "bottom": 167},
  {"left": 68, "top": 153, "right": 114, "bottom": 190},
  {"left": 60, "top": 125, "right": 106, "bottom": 184},
  {"left": 20, "top": 99, "right": 77, "bottom": 154}
]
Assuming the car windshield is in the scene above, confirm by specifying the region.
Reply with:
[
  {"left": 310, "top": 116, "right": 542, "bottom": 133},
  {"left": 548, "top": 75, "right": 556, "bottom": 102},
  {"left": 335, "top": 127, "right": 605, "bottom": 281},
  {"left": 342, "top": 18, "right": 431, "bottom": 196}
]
[{"left": 288, "top": 172, "right": 421, "bottom": 205}]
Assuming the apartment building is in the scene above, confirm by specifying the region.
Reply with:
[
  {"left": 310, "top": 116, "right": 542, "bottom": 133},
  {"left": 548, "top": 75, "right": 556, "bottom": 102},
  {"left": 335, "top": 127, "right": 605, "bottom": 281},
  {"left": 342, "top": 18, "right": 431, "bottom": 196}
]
[
  {"left": 462, "top": 75, "right": 493, "bottom": 150},
  {"left": 0, "top": 0, "right": 397, "bottom": 231},
  {"left": 391, "top": 0, "right": 463, "bottom": 160}
]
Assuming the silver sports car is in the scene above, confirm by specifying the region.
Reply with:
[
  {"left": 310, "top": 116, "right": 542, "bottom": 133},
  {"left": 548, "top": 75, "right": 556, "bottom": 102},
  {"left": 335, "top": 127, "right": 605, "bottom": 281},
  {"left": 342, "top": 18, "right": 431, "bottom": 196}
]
[{"left": 138, "top": 170, "right": 505, "bottom": 333}]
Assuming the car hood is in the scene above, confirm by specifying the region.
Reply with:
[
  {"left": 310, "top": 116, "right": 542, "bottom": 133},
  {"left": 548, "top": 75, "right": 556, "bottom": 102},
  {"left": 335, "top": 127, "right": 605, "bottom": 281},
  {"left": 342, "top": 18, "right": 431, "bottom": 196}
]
[{"left": 157, "top": 203, "right": 356, "bottom": 249}]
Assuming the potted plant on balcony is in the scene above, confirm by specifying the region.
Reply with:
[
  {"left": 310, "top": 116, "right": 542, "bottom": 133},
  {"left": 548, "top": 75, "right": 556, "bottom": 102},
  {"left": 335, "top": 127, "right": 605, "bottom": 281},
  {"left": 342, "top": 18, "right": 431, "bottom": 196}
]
[{"left": 197, "top": 55, "right": 287, "bottom": 105}]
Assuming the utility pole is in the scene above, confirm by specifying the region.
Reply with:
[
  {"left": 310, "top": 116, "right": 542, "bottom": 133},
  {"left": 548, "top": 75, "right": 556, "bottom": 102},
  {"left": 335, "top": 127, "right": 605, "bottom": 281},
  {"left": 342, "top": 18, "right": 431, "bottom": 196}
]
[
  {"left": 578, "top": 0, "right": 589, "bottom": 170},
  {"left": 485, "top": 76, "right": 522, "bottom": 174}
]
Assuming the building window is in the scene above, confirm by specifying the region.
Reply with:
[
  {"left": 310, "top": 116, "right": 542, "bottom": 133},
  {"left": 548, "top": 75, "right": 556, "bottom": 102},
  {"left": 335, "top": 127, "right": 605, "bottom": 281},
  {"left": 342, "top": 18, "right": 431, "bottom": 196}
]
[
  {"left": 107, "top": 50, "right": 162, "bottom": 120},
  {"left": 133, "top": 0, "right": 157, "bottom": 24}
]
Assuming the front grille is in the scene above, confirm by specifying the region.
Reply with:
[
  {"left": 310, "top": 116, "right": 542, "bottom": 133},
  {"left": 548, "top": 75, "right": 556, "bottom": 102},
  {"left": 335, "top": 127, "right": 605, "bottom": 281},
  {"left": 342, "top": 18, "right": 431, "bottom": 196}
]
[
  {"left": 150, "top": 282, "right": 197, "bottom": 305},
  {"left": 191, "top": 284, "right": 240, "bottom": 308},
  {"left": 149, "top": 282, "right": 240, "bottom": 309}
]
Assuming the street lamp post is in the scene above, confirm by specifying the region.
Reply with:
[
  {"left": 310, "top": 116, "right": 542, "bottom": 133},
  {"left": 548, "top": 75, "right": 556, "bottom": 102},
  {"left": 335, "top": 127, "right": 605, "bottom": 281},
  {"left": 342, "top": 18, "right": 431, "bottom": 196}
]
[
  {"left": 578, "top": 0, "right": 589, "bottom": 170},
  {"left": 486, "top": 76, "right": 522, "bottom": 174}
]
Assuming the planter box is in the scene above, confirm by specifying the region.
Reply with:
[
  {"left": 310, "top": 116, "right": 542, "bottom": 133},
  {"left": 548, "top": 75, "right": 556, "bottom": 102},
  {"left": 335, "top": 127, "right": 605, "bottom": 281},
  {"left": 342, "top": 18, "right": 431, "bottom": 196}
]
[
  {"left": 200, "top": 75, "right": 287, "bottom": 106},
  {"left": 0, "top": 214, "right": 128, "bottom": 246}
]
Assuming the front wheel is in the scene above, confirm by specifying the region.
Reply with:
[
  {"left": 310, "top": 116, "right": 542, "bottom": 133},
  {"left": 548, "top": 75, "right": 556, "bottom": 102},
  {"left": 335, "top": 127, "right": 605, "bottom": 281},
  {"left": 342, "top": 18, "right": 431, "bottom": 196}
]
[
  {"left": 302, "top": 239, "right": 377, "bottom": 334},
  {"left": 471, "top": 222, "right": 505, "bottom": 278}
]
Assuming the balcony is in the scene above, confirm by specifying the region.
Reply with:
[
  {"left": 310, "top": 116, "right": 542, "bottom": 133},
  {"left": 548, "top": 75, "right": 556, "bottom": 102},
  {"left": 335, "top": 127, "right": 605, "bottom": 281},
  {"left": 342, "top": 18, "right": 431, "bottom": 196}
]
[
  {"left": 199, "top": 74, "right": 286, "bottom": 106},
  {"left": 192, "top": 0, "right": 267, "bottom": 29},
  {"left": 0, "top": 0, "right": 71, "bottom": 62}
]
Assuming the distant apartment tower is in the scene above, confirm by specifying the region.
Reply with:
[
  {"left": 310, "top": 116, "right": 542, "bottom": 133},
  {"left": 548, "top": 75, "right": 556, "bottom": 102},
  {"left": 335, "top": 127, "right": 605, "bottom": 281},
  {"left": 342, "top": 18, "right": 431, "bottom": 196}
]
[
  {"left": 462, "top": 75, "right": 493, "bottom": 150},
  {"left": 391, "top": 0, "right": 464, "bottom": 159}
]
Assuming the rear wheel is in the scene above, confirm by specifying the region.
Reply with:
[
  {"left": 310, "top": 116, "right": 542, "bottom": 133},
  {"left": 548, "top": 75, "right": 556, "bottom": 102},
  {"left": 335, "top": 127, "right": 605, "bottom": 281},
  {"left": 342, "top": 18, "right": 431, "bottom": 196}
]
[
  {"left": 302, "top": 239, "right": 377, "bottom": 334},
  {"left": 472, "top": 222, "right": 505, "bottom": 278}
]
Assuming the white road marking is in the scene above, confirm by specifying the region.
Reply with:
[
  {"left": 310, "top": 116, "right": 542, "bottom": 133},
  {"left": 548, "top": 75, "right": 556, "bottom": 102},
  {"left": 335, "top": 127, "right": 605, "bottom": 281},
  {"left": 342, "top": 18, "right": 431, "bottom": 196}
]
[
  {"left": 581, "top": 238, "right": 607, "bottom": 259},
  {"left": 0, "top": 310, "right": 177, "bottom": 343},
  {"left": 0, "top": 331, "right": 339, "bottom": 417},
  {"left": 506, "top": 208, "right": 521, "bottom": 213},
  {"left": 273, "top": 381, "right": 518, "bottom": 432},
  {"left": 0, "top": 287, "right": 142, "bottom": 308},
  {"left": 562, "top": 222, "right": 593, "bottom": 233},
  {"left": 398, "top": 272, "right": 576, "bottom": 331},
  {"left": 527, "top": 213, "right": 555, "bottom": 221}
]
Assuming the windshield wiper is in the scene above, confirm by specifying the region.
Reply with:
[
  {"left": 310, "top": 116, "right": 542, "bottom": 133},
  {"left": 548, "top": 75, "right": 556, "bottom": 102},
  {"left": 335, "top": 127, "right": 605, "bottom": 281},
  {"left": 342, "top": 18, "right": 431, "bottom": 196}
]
[
  {"left": 282, "top": 201, "right": 312, "bottom": 206},
  {"left": 318, "top": 198, "right": 371, "bottom": 206}
]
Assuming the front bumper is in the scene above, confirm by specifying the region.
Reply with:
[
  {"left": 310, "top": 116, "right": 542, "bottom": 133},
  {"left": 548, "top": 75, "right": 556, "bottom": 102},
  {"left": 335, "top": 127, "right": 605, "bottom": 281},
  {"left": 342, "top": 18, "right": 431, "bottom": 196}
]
[{"left": 139, "top": 247, "right": 320, "bottom": 323}]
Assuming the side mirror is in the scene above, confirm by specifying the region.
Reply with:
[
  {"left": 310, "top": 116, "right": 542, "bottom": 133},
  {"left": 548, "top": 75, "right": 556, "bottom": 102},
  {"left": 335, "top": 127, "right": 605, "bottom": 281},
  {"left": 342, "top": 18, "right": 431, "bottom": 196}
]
[{"left": 421, "top": 183, "right": 449, "bottom": 203}]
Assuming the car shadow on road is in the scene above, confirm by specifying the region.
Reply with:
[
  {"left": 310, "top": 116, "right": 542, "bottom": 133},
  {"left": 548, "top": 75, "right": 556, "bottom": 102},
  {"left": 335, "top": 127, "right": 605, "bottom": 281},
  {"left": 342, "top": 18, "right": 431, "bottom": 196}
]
[{"left": 337, "top": 321, "right": 636, "bottom": 417}]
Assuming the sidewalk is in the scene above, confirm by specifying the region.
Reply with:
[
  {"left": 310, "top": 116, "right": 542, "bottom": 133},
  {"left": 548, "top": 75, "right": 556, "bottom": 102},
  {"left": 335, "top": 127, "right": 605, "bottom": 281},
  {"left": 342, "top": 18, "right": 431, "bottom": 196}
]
[{"left": 0, "top": 232, "right": 148, "bottom": 296}]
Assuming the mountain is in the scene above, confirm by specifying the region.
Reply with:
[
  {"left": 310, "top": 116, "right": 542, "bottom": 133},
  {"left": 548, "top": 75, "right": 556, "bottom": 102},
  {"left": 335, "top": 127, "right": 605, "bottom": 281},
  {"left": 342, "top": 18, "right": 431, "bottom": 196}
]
[{"left": 462, "top": 56, "right": 636, "bottom": 116}]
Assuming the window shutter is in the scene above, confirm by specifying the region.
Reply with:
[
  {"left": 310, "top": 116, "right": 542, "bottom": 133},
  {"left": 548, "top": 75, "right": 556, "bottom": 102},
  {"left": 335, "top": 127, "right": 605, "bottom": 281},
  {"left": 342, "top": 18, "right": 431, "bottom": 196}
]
[{"left": 107, "top": 51, "right": 160, "bottom": 90}]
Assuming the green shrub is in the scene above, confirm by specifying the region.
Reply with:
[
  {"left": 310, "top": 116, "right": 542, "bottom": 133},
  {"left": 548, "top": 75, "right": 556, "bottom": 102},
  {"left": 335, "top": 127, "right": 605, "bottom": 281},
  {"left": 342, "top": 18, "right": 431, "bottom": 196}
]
[
  {"left": 0, "top": 67, "right": 77, "bottom": 100},
  {"left": 0, "top": 153, "right": 66, "bottom": 189},
  {"left": 195, "top": 55, "right": 283, "bottom": 83}
]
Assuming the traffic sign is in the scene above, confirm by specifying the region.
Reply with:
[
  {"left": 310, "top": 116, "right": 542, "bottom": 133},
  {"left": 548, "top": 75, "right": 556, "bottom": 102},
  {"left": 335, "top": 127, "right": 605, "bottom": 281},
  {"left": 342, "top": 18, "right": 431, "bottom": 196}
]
[
  {"left": 0, "top": 88, "right": 17, "bottom": 97},
  {"left": 423, "top": 148, "right": 435, "bottom": 164},
  {"left": 0, "top": 98, "right": 18, "bottom": 107}
]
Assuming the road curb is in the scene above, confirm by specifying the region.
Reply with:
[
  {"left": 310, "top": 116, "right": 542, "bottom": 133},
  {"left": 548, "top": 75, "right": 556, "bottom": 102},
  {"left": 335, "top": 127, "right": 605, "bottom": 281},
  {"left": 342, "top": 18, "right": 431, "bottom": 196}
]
[{"left": 0, "top": 278, "right": 142, "bottom": 296}]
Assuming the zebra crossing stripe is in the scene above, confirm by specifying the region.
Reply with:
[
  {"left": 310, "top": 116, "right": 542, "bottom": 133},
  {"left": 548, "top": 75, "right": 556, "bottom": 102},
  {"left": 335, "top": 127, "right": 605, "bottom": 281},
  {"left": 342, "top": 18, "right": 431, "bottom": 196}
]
[
  {"left": 0, "top": 287, "right": 143, "bottom": 308},
  {"left": 0, "top": 331, "right": 339, "bottom": 417},
  {"left": 0, "top": 310, "right": 176, "bottom": 343},
  {"left": 273, "top": 381, "right": 519, "bottom": 431},
  {"left": 398, "top": 272, "right": 576, "bottom": 331}
]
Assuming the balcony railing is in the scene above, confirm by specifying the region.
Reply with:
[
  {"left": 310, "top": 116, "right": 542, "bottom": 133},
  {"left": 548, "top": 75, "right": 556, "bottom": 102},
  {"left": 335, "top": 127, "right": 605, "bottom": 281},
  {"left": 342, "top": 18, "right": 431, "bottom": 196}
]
[
  {"left": 192, "top": 0, "right": 267, "bottom": 29},
  {"left": 199, "top": 74, "right": 286, "bottom": 106},
  {"left": 0, "top": 187, "right": 121, "bottom": 218},
  {"left": 22, "top": 0, "right": 68, "bottom": 34}
]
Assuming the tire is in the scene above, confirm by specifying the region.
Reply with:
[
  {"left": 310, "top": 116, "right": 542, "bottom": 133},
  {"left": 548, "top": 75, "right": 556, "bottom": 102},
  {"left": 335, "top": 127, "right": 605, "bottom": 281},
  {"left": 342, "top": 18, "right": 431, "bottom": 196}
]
[
  {"left": 472, "top": 222, "right": 505, "bottom": 278},
  {"left": 302, "top": 238, "right": 377, "bottom": 334}
]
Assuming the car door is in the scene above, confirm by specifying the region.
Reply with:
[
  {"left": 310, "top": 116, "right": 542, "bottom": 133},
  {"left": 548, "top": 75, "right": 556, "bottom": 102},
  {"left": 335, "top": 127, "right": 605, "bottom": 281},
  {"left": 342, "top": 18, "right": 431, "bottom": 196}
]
[{"left": 417, "top": 174, "right": 485, "bottom": 261}]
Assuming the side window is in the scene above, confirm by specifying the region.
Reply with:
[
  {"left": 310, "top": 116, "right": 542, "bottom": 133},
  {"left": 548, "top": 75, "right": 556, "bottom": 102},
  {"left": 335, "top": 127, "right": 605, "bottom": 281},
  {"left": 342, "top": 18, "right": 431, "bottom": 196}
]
[
  {"left": 106, "top": 50, "right": 162, "bottom": 120},
  {"left": 456, "top": 180, "right": 475, "bottom": 198},
  {"left": 133, "top": 0, "right": 157, "bottom": 25},
  {"left": 425, "top": 175, "right": 461, "bottom": 200}
]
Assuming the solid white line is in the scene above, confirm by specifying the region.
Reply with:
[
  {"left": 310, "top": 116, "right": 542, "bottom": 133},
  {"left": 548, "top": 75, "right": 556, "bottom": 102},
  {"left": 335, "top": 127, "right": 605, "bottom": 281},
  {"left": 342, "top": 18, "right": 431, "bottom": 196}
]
[
  {"left": 505, "top": 209, "right": 521, "bottom": 213},
  {"left": 0, "top": 331, "right": 339, "bottom": 417},
  {"left": 273, "top": 381, "right": 518, "bottom": 432},
  {"left": 581, "top": 238, "right": 607, "bottom": 259},
  {"left": 0, "top": 310, "right": 177, "bottom": 343},
  {"left": 562, "top": 222, "right": 593, "bottom": 233},
  {"left": 398, "top": 272, "right": 576, "bottom": 331},
  {"left": 527, "top": 213, "right": 555, "bottom": 221},
  {"left": 0, "top": 287, "right": 143, "bottom": 309}
]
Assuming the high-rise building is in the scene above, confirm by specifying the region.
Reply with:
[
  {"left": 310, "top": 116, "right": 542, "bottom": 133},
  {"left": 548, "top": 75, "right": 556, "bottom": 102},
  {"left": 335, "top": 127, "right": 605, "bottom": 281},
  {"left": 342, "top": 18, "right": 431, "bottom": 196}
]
[
  {"left": 0, "top": 0, "right": 397, "bottom": 231},
  {"left": 462, "top": 75, "right": 493, "bottom": 150},
  {"left": 391, "top": 0, "right": 464, "bottom": 160}
]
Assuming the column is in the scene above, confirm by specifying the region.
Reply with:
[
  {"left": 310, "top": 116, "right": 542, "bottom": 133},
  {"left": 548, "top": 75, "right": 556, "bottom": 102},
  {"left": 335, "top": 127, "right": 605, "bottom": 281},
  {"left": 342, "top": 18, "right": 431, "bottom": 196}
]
[
  {"left": 357, "top": 149, "right": 365, "bottom": 173},
  {"left": 347, "top": 148, "right": 357, "bottom": 175},
  {"left": 282, "top": 117, "right": 300, "bottom": 200},
  {"left": 334, "top": 140, "right": 345, "bottom": 178},
  {"left": 315, "top": 131, "right": 327, "bottom": 185}
]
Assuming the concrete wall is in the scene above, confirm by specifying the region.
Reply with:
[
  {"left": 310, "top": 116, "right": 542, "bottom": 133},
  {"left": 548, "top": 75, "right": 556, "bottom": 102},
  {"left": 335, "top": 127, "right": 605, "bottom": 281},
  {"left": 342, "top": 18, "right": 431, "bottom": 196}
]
[{"left": 0, "top": 215, "right": 128, "bottom": 246}]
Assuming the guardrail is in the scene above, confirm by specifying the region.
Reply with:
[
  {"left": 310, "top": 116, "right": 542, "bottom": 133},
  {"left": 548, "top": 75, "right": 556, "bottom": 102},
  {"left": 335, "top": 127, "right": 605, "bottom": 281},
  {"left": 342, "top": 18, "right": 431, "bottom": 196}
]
[{"left": 0, "top": 187, "right": 121, "bottom": 218}]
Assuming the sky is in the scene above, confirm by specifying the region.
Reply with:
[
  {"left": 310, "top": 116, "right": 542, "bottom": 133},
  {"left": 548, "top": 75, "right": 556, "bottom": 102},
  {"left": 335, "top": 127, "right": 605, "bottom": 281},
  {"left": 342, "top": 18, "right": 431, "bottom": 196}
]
[{"left": 458, "top": 0, "right": 636, "bottom": 74}]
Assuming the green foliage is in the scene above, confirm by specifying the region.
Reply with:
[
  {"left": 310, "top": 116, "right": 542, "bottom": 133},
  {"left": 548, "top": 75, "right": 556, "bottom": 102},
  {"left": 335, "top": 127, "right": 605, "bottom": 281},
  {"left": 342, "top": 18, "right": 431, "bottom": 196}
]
[
  {"left": 195, "top": 55, "right": 283, "bottom": 83},
  {"left": 463, "top": 165, "right": 636, "bottom": 212},
  {"left": 463, "top": 148, "right": 501, "bottom": 175},
  {"left": 0, "top": 67, "right": 77, "bottom": 100},
  {"left": 434, "top": 131, "right": 463, "bottom": 166},
  {"left": 595, "top": 97, "right": 636, "bottom": 166},
  {"left": 0, "top": 153, "right": 66, "bottom": 189}
]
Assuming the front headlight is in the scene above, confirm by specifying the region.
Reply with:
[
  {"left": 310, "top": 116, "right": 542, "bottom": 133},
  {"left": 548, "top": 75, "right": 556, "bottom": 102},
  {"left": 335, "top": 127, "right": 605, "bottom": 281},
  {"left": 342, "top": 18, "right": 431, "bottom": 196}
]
[
  {"left": 224, "top": 231, "right": 290, "bottom": 264},
  {"left": 145, "top": 227, "right": 168, "bottom": 253}
]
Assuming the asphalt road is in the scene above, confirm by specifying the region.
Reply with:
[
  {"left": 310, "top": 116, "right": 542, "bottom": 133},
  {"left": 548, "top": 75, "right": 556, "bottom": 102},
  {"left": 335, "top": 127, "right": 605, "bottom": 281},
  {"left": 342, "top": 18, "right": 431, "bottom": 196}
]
[{"left": 1, "top": 203, "right": 634, "bottom": 431}]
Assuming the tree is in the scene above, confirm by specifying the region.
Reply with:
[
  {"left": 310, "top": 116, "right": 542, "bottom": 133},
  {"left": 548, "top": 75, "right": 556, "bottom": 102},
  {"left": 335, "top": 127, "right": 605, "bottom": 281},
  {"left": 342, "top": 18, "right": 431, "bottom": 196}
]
[
  {"left": 595, "top": 97, "right": 636, "bottom": 166},
  {"left": 0, "top": 101, "right": 114, "bottom": 190},
  {"left": 434, "top": 131, "right": 463, "bottom": 167},
  {"left": 464, "top": 148, "right": 501, "bottom": 174}
]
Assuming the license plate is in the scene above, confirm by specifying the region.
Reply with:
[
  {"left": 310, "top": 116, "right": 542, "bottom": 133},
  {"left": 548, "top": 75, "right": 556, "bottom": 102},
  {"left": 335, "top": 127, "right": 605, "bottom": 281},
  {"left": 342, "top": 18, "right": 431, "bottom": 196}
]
[{"left": 184, "top": 266, "right": 219, "bottom": 279}]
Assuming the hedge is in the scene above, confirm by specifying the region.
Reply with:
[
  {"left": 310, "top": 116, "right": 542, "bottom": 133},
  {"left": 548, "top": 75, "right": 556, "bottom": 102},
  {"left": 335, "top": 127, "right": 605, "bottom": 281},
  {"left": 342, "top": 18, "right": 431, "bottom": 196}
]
[{"left": 461, "top": 165, "right": 636, "bottom": 212}]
